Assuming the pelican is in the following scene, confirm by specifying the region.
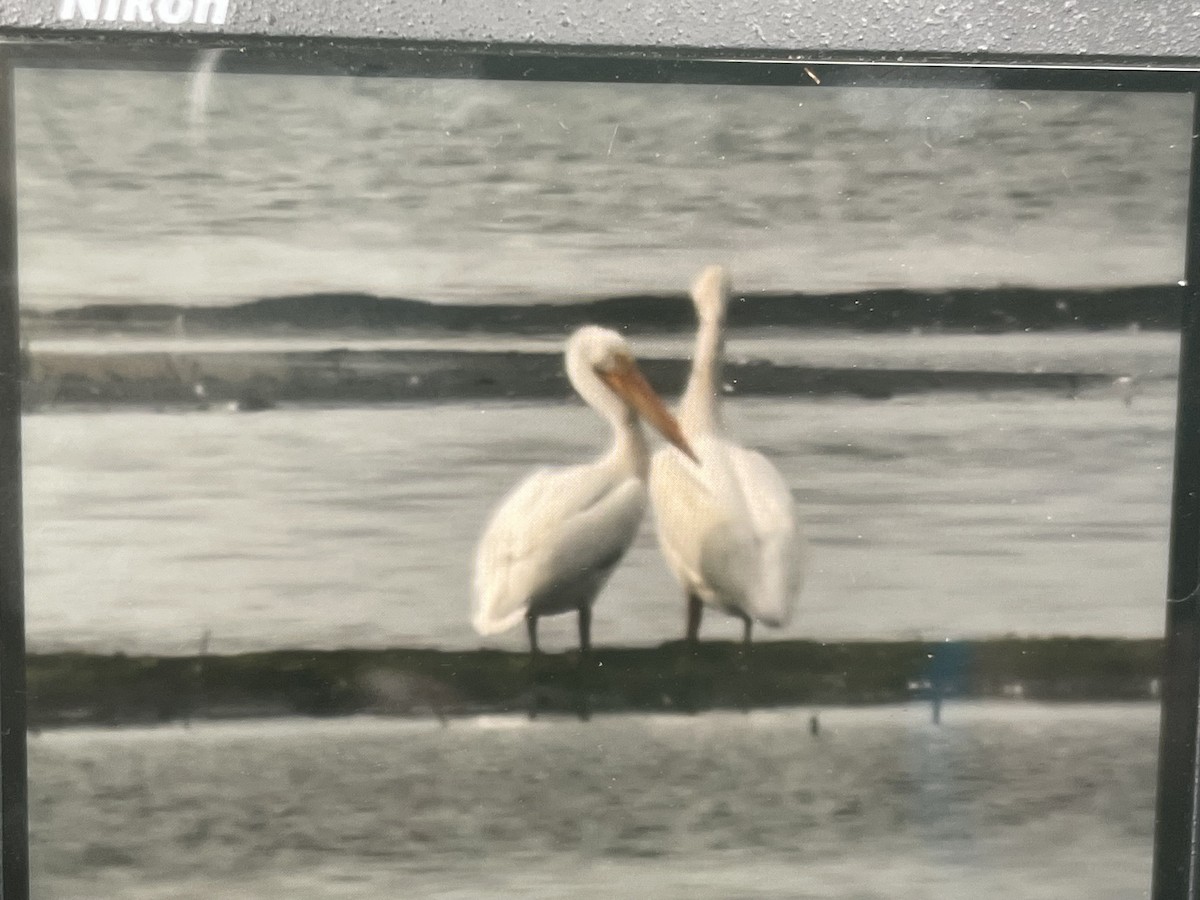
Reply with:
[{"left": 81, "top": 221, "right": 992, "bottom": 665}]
[
  {"left": 472, "top": 326, "right": 695, "bottom": 661},
  {"left": 649, "top": 265, "right": 806, "bottom": 655}
]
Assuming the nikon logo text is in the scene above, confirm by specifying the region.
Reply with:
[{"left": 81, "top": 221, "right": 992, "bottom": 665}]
[{"left": 57, "top": 0, "right": 229, "bottom": 26}]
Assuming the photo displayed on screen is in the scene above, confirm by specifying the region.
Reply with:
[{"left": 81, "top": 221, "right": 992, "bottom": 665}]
[{"left": 14, "top": 64, "right": 1188, "bottom": 897}]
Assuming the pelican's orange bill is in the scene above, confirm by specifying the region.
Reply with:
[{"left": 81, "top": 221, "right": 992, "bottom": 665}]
[{"left": 600, "top": 357, "right": 698, "bottom": 463}]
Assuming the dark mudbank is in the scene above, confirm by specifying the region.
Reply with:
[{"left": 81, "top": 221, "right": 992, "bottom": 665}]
[
  {"left": 26, "top": 637, "right": 1163, "bottom": 728},
  {"left": 27, "top": 284, "right": 1184, "bottom": 335},
  {"left": 25, "top": 349, "right": 1112, "bottom": 407}
]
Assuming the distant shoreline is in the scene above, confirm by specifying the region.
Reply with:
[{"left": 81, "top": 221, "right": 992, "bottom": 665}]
[
  {"left": 25, "top": 637, "right": 1163, "bottom": 728},
  {"left": 20, "top": 348, "right": 1117, "bottom": 407},
  {"left": 19, "top": 283, "right": 1185, "bottom": 336}
]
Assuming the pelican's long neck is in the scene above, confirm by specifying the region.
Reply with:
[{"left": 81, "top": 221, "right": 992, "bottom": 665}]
[
  {"left": 569, "top": 355, "right": 650, "bottom": 479},
  {"left": 679, "top": 309, "right": 724, "bottom": 436},
  {"left": 607, "top": 407, "right": 650, "bottom": 479}
]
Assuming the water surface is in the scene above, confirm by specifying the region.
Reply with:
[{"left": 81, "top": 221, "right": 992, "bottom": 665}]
[{"left": 22, "top": 346, "right": 1174, "bottom": 654}]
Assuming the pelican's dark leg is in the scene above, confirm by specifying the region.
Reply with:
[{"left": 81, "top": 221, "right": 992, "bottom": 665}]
[
  {"left": 686, "top": 594, "right": 704, "bottom": 652},
  {"left": 526, "top": 613, "right": 540, "bottom": 720},
  {"left": 526, "top": 612, "right": 540, "bottom": 658},
  {"left": 576, "top": 605, "right": 593, "bottom": 722},
  {"left": 578, "top": 604, "right": 592, "bottom": 657},
  {"left": 682, "top": 593, "right": 704, "bottom": 713},
  {"left": 737, "top": 612, "right": 753, "bottom": 713},
  {"left": 739, "top": 614, "right": 753, "bottom": 668}
]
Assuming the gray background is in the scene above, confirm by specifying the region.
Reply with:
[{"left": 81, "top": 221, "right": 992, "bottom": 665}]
[{"left": 4, "top": 0, "right": 1200, "bottom": 63}]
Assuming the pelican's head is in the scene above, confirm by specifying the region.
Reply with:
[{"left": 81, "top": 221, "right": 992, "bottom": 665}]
[
  {"left": 568, "top": 325, "right": 635, "bottom": 374},
  {"left": 691, "top": 265, "right": 731, "bottom": 322},
  {"left": 566, "top": 326, "right": 697, "bottom": 462}
]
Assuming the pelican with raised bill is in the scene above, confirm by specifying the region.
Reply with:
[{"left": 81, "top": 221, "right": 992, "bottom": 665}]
[
  {"left": 649, "top": 265, "right": 807, "bottom": 657},
  {"left": 472, "top": 326, "right": 696, "bottom": 665}
]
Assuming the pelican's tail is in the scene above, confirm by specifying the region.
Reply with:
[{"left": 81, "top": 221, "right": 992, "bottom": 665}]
[
  {"left": 471, "top": 600, "right": 527, "bottom": 637},
  {"left": 471, "top": 538, "right": 533, "bottom": 636},
  {"left": 750, "top": 529, "right": 806, "bottom": 629}
]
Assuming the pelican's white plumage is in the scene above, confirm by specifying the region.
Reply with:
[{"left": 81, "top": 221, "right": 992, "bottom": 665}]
[
  {"left": 472, "top": 326, "right": 693, "bottom": 652},
  {"left": 472, "top": 461, "right": 646, "bottom": 636},
  {"left": 650, "top": 266, "right": 806, "bottom": 643}
]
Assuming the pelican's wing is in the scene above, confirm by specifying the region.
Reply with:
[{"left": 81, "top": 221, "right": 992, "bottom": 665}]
[
  {"left": 472, "top": 464, "right": 647, "bottom": 635},
  {"left": 651, "top": 441, "right": 805, "bottom": 625},
  {"left": 721, "top": 444, "right": 805, "bottom": 625},
  {"left": 648, "top": 445, "right": 724, "bottom": 600}
]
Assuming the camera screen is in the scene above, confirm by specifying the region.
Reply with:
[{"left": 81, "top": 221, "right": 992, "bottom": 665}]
[{"left": 13, "top": 61, "right": 1191, "bottom": 898}]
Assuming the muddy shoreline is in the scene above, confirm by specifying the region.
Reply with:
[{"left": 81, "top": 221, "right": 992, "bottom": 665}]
[
  {"left": 22, "top": 348, "right": 1116, "bottom": 407},
  {"left": 25, "top": 637, "right": 1163, "bottom": 728},
  {"left": 23, "top": 284, "right": 1184, "bottom": 335}
]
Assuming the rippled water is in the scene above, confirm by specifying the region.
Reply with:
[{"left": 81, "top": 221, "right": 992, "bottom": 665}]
[
  {"left": 15, "top": 67, "right": 1183, "bottom": 900},
  {"left": 14, "top": 70, "right": 1192, "bottom": 308},
  {"left": 23, "top": 328, "right": 1184, "bottom": 377},
  {"left": 21, "top": 333, "right": 1176, "bottom": 655},
  {"left": 29, "top": 704, "right": 1159, "bottom": 899},
  {"left": 13, "top": 68, "right": 1187, "bottom": 655}
]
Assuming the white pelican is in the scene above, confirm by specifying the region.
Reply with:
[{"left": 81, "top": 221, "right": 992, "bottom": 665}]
[
  {"left": 472, "top": 325, "right": 695, "bottom": 660},
  {"left": 649, "top": 265, "right": 806, "bottom": 655}
]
